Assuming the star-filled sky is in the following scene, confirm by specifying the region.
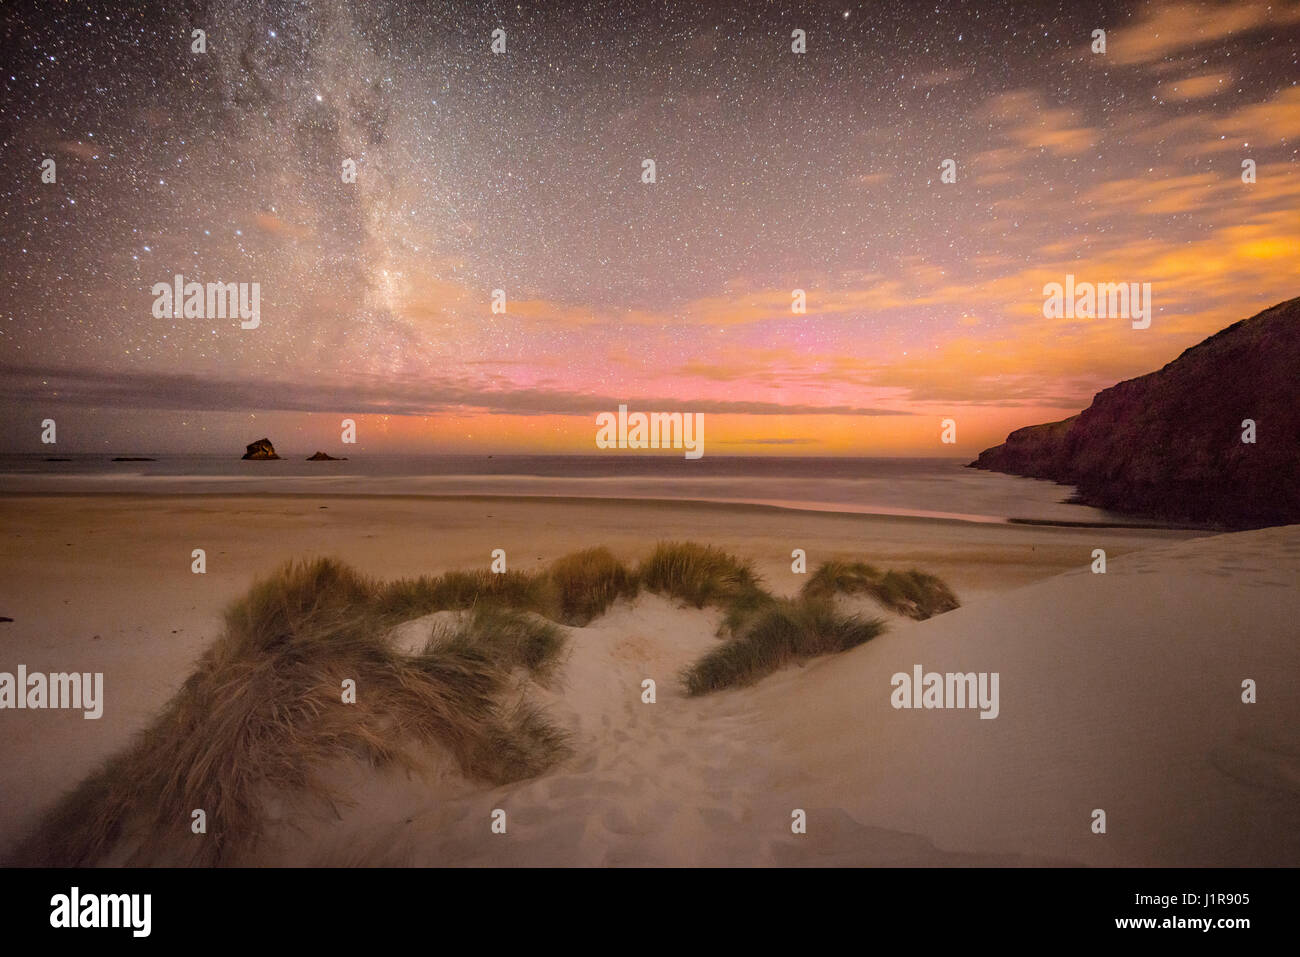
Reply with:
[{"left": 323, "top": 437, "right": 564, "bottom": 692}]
[{"left": 1, "top": 0, "right": 1297, "bottom": 456}]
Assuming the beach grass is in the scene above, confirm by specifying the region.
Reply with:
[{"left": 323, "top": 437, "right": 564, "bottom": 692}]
[
  {"left": 638, "top": 541, "right": 766, "bottom": 609},
  {"left": 373, "top": 547, "right": 639, "bottom": 627},
  {"left": 10, "top": 543, "right": 958, "bottom": 864},
  {"left": 682, "top": 597, "right": 887, "bottom": 695},
  {"left": 434, "top": 606, "right": 569, "bottom": 680},
  {"left": 10, "top": 557, "right": 570, "bottom": 867},
  {"left": 802, "top": 560, "right": 960, "bottom": 620},
  {"left": 547, "top": 546, "right": 639, "bottom": 625},
  {"left": 373, "top": 567, "right": 554, "bottom": 619},
  {"left": 681, "top": 555, "right": 961, "bottom": 695}
]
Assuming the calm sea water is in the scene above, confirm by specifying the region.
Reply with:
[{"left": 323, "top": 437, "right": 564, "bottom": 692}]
[{"left": 0, "top": 453, "right": 1147, "bottom": 526}]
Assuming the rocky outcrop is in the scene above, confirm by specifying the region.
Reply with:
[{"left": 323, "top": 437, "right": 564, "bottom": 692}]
[
  {"left": 970, "top": 296, "right": 1300, "bottom": 529},
  {"left": 306, "top": 451, "right": 346, "bottom": 461},
  {"left": 241, "top": 438, "right": 280, "bottom": 460}
]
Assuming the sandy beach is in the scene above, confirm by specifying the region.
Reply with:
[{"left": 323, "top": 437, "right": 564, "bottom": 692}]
[{"left": 7, "top": 493, "right": 1294, "bottom": 866}]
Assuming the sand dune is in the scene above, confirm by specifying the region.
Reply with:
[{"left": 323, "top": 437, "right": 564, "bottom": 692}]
[
  {"left": 0, "top": 493, "right": 1193, "bottom": 850},
  {"left": 3, "top": 495, "right": 1290, "bottom": 866},
  {"left": 757, "top": 525, "right": 1300, "bottom": 866},
  {"left": 256, "top": 527, "right": 1299, "bottom": 867}
]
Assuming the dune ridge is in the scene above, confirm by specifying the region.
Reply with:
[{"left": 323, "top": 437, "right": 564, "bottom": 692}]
[
  {"left": 8, "top": 542, "right": 955, "bottom": 866},
  {"left": 278, "top": 525, "right": 1300, "bottom": 867}
]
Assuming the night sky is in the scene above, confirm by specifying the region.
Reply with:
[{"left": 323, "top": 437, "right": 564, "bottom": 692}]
[{"left": 1, "top": 0, "right": 1297, "bottom": 455}]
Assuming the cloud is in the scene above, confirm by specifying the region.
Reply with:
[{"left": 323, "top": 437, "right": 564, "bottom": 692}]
[
  {"left": 1077, "top": 167, "right": 1300, "bottom": 223},
  {"left": 1103, "top": 0, "right": 1300, "bottom": 67},
  {"left": 252, "top": 212, "right": 314, "bottom": 240},
  {"left": 1120, "top": 86, "right": 1300, "bottom": 157},
  {"left": 0, "top": 365, "right": 913, "bottom": 418},
  {"left": 981, "top": 90, "right": 1097, "bottom": 156},
  {"left": 1160, "top": 71, "right": 1233, "bottom": 101}
]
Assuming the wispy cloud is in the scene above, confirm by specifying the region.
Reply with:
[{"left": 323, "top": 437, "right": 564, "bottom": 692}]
[
  {"left": 1103, "top": 0, "right": 1300, "bottom": 67},
  {"left": 981, "top": 90, "right": 1097, "bottom": 156},
  {"left": 0, "top": 365, "right": 913, "bottom": 418}
]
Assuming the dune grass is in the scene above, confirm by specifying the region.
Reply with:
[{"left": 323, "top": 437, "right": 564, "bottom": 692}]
[
  {"left": 11, "top": 542, "right": 958, "bottom": 863},
  {"left": 433, "top": 606, "right": 568, "bottom": 681},
  {"left": 638, "top": 541, "right": 765, "bottom": 609},
  {"left": 682, "top": 597, "right": 887, "bottom": 695},
  {"left": 716, "top": 585, "right": 779, "bottom": 637},
  {"left": 801, "top": 560, "right": 960, "bottom": 620},
  {"left": 547, "top": 546, "right": 639, "bottom": 625},
  {"left": 372, "top": 567, "right": 555, "bottom": 620},
  {"left": 371, "top": 547, "right": 640, "bottom": 627},
  {"left": 681, "top": 555, "right": 959, "bottom": 695},
  {"left": 10, "top": 557, "right": 571, "bottom": 867}
]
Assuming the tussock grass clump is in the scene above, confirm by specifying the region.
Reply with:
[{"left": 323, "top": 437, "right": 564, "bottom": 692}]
[
  {"left": 369, "top": 574, "right": 447, "bottom": 619},
  {"left": 803, "top": 560, "right": 960, "bottom": 620},
  {"left": 684, "top": 553, "right": 959, "bottom": 695},
  {"left": 11, "top": 557, "right": 569, "bottom": 868},
  {"left": 547, "top": 547, "right": 639, "bottom": 625},
  {"left": 801, "top": 559, "right": 881, "bottom": 599},
  {"left": 873, "top": 569, "right": 960, "bottom": 619},
  {"left": 373, "top": 568, "right": 554, "bottom": 619},
  {"left": 435, "top": 607, "right": 568, "bottom": 679},
  {"left": 638, "top": 541, "right": 764, "bottom": 609},
  {"left": 683, "top": 598, "right": 886, "bottom": 695},
  {"left": 375, "top": 549, "right": 638, "bottom": 626},
  {"left": 717, "top": 586, "right": 779, "bottom": 637}
]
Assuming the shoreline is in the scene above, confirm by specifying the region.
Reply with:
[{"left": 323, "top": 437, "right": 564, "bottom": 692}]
[{"left": 0, "top": 489, "right": 1199, "bottom": 532}]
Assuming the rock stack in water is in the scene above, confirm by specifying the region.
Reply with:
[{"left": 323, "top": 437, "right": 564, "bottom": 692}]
[{"left": 241, "top": 438, "right": 280, "bottom": 460}]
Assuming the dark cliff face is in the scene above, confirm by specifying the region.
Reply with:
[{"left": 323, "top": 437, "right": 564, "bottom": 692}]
[
  {"left": 242, "top": 437, "right": 280, "bottom": 460},
  {"left": 970, "top": 297, "right": 1300, "bottom": 529}
]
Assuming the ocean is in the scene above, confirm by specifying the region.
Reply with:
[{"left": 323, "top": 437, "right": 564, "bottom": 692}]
[{"left": 0, "top": 453, "right": 1156, "bottom": 526}]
